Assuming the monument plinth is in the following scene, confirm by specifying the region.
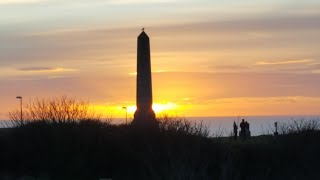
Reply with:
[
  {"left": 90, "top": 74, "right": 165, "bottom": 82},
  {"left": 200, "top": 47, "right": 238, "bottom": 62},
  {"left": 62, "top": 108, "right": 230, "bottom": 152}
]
[{"left": 132, "top": 30, "right": 157, "bottom": 127}]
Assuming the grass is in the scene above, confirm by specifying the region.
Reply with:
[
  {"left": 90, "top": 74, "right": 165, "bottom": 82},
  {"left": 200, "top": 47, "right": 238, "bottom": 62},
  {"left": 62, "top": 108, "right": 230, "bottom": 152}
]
[{"left": 0, "top": 117, "right": 319, "bottom": 179}]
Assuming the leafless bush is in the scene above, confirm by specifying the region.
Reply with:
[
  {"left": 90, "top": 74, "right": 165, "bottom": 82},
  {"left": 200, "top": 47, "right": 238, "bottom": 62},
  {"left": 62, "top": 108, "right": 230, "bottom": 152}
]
[
  {"left": 157, "top": 114, "right": 209, "bottom": 137},
  {"left": 260, "top": 123, "right": 275, "bottom": 135},
  {"left": 212, "top": 124, "right": 228, "bottom": 138},
  {"left": 9, "top": 96, "right": 103, "bottom": 127},
  {"left": 279, "top": 119, "right": 319, "bottom": 135}
]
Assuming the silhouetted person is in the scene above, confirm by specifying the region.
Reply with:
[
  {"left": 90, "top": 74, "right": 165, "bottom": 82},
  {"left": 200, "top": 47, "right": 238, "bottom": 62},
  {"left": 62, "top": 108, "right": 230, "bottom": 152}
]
[
  {"left": 245, "top": 121, "right": 251, "bottom": 138},
  {"left": 274, "top": 122, "right": 279, "bottom": 136},
  {"left": 239, "top": 119, "right": 246, "bottom": 140},
  {"left": 233, "top": 122, "right": 238, "bottom": 140}
]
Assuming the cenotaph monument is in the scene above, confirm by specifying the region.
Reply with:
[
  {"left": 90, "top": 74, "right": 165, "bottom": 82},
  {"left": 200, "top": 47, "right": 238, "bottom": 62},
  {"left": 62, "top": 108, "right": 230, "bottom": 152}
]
[{"left": 132, "top": 29, "right": 158, "bottom": 127}]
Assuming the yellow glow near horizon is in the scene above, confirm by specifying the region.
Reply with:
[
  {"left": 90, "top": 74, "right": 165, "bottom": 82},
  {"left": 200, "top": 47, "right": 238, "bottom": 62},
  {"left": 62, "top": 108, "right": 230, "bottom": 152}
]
[
  {"left": 90, "top": 102, "right": 179, "bottom": 118},
  {"left": 126, "top": 102, "right": 178, "bottom": 114},
  {"left": 89, "top": 96, "right": 320, "bottom": 119}
]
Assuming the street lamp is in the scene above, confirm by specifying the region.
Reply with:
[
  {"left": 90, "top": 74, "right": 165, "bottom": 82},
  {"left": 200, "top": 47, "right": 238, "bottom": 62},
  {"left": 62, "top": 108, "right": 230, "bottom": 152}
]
[
  {"left": 122, "top": 106, "right": 127, "bottom": 125},
  {"left": 16, "top": 96, "right": 22, "bottom": 121}
]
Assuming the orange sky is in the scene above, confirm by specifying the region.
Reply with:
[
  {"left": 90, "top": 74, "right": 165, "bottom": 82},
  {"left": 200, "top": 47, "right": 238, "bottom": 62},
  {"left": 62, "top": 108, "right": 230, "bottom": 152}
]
[{"left": 1, "top": 0, "right": 320, "bottom": 119}]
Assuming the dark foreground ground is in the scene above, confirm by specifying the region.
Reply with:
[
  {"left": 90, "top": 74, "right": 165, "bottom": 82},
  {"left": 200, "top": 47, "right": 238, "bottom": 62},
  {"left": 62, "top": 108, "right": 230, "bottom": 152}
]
[{"left": 0, "top": 120, "right": 319, "bottom": 180}]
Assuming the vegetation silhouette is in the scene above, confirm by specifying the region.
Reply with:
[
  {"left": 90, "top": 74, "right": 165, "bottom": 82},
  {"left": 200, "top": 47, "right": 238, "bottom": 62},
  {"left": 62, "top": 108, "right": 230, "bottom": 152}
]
[
  {"left": 1, "top": 97, "right": 320, "bottom": 179},
  {"left": 9, "top": 96, "right": 102, "bottom": 126}
]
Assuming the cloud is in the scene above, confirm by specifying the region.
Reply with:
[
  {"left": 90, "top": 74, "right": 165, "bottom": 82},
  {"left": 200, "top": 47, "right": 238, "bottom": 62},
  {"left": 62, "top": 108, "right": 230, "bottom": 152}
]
[
  {"left": 129, "top": 70, "right": 169, "bottom": 76},
  {"left": 208, "top": 65, "right": 251, "bottom": 73},
  {"left": 198, "top": 96, "right": 313, "bottom": 105},
  {"left": 183, "top": 96, "right": 320, "bottom": 116},
  {"left": 2, "top": 12, "right": 319, "bottom": 68},
  {"left": 152, "top": 71, "right": 320, "bottom": 100},
  {"left": 0, "top": 0, "right": 178, "bottom": 6},
  {"left": 250, "top": 59, "right": 320, "bottom": 74},
  {"left": 256, "top": 59, "right": 314, "bottom": 65},
  {"left": 0, "top": 0, "right": 43, "bottom": 5},
  {"left": 312, "top": 69, "right": 320, "bottom": 74},
  {"left": 107, "top": 0, "right": 178, "bottom": 4},
  {"left": 17, "top": 67, "right": 77, "bottom": 73}
]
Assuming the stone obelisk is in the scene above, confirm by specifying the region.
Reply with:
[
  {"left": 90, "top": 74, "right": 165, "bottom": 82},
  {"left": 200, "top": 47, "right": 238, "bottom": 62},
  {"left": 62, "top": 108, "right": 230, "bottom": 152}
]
[{"left": 132, "top": 29, "right": 157, "bottom": 126}]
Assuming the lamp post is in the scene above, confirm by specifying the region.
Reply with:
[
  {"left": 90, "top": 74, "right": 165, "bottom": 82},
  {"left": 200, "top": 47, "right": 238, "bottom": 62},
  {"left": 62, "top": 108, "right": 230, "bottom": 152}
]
[
  {"left": 16, "top": 96, "right": 22, "bottom": 121},
  {"left": 122, "top": 107, "right": 127, "bottom": 125}
]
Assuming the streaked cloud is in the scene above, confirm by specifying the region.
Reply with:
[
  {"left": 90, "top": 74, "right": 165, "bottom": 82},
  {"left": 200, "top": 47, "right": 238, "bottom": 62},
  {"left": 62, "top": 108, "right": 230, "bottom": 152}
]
[
  {"left": 108, "top": 0, "right": 179, "bottom": 4},
  {"left": 181, "top": 96, "right": 320, "bottom": 117},
  {"left": 0, "top": 0, "right": 178, "bottom": 5},
  {"left": 312, "top": 70, "right": 320, "bottom": 74},
  {"left": 0, "top": 0, "right": 42, "bottom": 5},
  {"left": 256, "top": 59, "right": 314, "bottom": 65},
  {"left": 17, "top": 67, "right": 77, "bottom": 73},
  {"left": 1, "top": 15, "right": 320, "bottom": 76}
]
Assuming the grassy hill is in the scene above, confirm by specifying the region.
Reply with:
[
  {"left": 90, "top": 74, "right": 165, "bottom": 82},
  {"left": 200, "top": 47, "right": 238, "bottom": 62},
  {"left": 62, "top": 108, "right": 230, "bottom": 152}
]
[{"left": 0, "top": 118, "right": 319, "bottom": 180}]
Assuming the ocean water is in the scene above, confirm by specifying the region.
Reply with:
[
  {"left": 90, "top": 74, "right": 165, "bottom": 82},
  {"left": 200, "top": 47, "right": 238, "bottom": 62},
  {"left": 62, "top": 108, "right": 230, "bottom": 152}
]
[
  {"left": 187, "top": 116, "right": 320, "bottom": 136},
  {"left": 1, "top": 115, "right": 320, "bottom": 136},
  {"left": 113, "top": 115, "right": 320, "bottom": 136}
]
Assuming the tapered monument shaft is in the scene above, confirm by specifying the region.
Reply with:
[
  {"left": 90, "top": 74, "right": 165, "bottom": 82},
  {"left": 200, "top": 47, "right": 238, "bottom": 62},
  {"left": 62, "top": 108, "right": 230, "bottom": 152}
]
[{"left": 132, "top": 30, "right": 157, "bottom": 126}]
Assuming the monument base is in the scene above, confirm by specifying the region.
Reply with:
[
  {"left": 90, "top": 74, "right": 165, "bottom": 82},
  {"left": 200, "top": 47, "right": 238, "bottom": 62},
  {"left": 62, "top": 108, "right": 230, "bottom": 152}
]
[{"left": 132, "top": 109, "right": 158, "bottom": 128}]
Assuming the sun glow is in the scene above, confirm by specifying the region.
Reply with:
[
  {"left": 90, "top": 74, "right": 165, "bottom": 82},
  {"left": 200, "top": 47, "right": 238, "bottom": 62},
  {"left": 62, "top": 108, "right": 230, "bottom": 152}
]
[
  {"left": 126, "top": 102, "right": 178, "bottom": 114},
  {"left": 90, "top": 102, "right": 181, "bottom": 118},
  {"left": 90, "top": 102, "right": 179, "bottom": 118}
]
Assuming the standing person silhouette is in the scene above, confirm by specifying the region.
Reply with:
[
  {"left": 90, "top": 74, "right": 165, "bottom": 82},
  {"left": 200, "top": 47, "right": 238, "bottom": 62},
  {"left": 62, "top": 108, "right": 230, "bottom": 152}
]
[
  {"left": 233, "top": 122, "right": 238, "bottom": 140},
  {"left": 274, "top": 122, "right": 279, "bottom": 136},
  {"left": 240, "top": 119, "right": 246, "bottom": 140},
  {"left": 245, "top": 121, "right": 251, "bottom": 138}
]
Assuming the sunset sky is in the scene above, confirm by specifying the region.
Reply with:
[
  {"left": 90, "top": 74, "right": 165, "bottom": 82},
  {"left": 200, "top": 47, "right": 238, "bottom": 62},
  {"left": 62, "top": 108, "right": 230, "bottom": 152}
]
[{"left": 1, "top": 0, "right": 320, "bottom": 119}]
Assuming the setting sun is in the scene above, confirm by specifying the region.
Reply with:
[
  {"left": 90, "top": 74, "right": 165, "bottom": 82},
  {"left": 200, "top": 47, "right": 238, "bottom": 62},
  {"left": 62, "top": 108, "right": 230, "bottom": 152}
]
[
  {"left": 126, "top": 102, "right": 178, "bottom": 114},
  {"left": 89, "top": 102, "right": 179, "bottom": 118}
]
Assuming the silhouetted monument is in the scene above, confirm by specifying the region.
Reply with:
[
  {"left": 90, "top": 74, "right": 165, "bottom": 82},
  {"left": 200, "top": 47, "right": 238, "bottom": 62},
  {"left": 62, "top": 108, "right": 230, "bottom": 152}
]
[{"left": 132, "top": 29, "right": 158, "bottom": 127}]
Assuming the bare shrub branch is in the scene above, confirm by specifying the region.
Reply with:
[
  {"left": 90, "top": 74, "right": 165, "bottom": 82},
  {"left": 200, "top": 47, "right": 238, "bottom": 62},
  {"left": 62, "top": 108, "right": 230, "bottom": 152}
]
[
  {"left": 157, "top": 113, "right": 210, "bottom": 137},
  {"left": 278, "top": 119, "right": 319, "bottom": 135},
  {"left": 9, "top": 96, "right": 103, "bottom": 126}
]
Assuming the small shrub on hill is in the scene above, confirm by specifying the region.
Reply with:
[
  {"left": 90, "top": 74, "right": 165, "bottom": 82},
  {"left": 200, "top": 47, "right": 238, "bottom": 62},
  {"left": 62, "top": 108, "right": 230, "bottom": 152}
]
[
  {"left": 157, "top": 113, "right": 209, "bottom": 137},
  {"left": 8, "top": 96, "right": 105, "bottom": 127},
  {"left": 279, "top": 119, "right": 319, "bottom": 135}
]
